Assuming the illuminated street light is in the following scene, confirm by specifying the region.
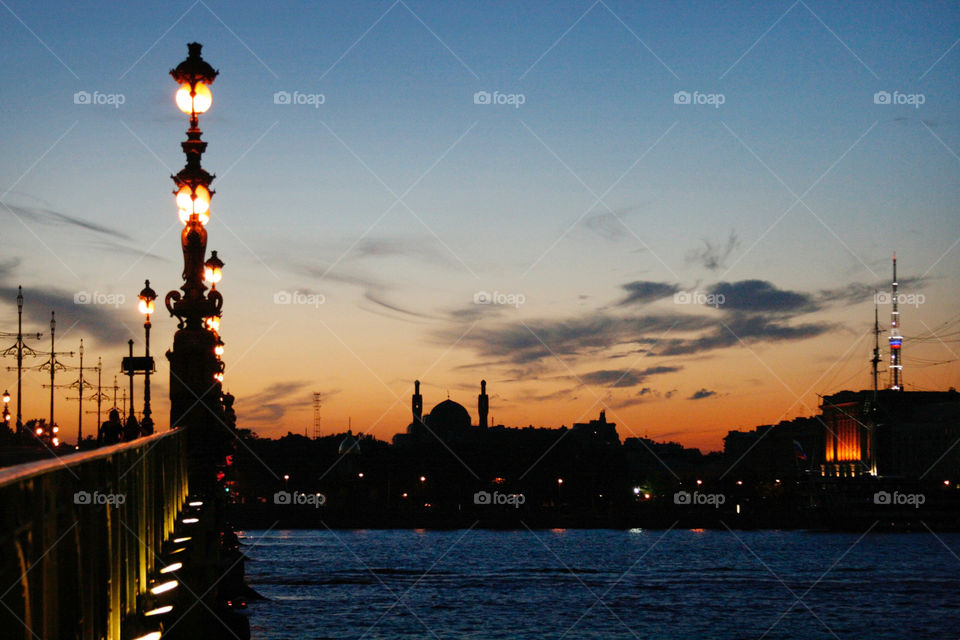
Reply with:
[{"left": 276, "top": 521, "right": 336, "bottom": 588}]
[
  {"left": 138, "top": 280, "right": 157, "bottom": 435},
  {"left": 165, "top": 43, "right": 226, "bottom": 491}
]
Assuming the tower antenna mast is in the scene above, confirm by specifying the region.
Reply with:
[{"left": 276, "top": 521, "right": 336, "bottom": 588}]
[
  {"left": 871, "top": 299, "right": 881, "bottom": 396},
  {"left": 312, "top": 391, "right": 322, "bottom": 439},
  {"left": 888, "top": 253, "right": 903, "bottom": 390}
]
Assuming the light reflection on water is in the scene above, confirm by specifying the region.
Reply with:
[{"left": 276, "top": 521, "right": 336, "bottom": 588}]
[{"left": 241, "top": 528, "right": 960, "bottom": 639}]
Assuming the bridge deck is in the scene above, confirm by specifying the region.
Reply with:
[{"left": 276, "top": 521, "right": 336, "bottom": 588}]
[{"left": 0, "top": 429, "right": 189, "bottom": 640}]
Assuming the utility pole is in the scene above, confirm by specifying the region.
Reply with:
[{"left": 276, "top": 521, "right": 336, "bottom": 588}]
[
  {"left": 313, "top": 391, "right": 322, "bottom": 438},
  {"left": 61, "top": 340, "right": 94, "bottom": 446},
  {"left": 84, "top": 358, "right": 109, "bottom": 441},
  {"left": 1, "top": 286, "right": 43, "bottom": 435},
  {"left": 35, "top": 312, "right": 74, "bottom": 432}
]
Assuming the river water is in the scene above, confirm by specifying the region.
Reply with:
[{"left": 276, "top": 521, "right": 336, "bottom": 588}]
[{"left": 240, "top": 528, "right": 959, "bottom": 639}]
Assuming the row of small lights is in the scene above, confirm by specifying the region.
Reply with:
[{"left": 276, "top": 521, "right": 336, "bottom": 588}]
[{"left": 130, "top": 499, "right": 203, "bottom": 640}]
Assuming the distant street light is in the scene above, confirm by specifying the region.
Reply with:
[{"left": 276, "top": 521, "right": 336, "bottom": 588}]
[
  {"left": 139, "top": 280, "right": 157, "bottom": 435},
  {"left": 2, "top": 390, "right": 10, "bottom": 429}
]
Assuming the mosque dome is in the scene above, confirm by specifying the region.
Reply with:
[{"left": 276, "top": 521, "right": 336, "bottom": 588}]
[
  {"left": 338, "top": 432, "right": 361, "bottom": 455},
  {"left": 425, "top": 399, "right": 472, "bottom": 432}
]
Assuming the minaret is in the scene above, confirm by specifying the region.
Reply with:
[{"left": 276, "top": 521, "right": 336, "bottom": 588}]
[
  {"left": 888, "top": 254, "right": 903, "bottom": 390},
  {"left": 412, "top": 379, "right": 423, "bottom": 425},
  {"left": 478, "top": 379, "right": 489, "bottom": 429}
]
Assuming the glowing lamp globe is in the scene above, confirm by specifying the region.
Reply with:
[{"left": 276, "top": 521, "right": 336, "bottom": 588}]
[
  {"left": 175, "top": 82, "right": 212, "bottom": 114},
  {"left": 138, "top": 280, "right": 157, "bottom": 316},
  {"left": 176, "top": 185, "right": 210, "bottom": 225},
  {"left": 204, "top": 251, "right": 224, "bottom": 285}
]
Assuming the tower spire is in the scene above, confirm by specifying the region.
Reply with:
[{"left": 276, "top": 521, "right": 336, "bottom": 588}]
[
  {"left": 478, "top": 379, "right": 489, "bottom": 429},
  {"left": 412, "top": 380, "right": 423, "bottom": 425},
  {"left": 888, "top": 253, "right": 903, "bottom": 390}
]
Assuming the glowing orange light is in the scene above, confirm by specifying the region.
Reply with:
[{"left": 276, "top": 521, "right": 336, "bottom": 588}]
[
  {"left": 176, "top": 185, "right": 210, "bottom": 225},
  {"left": 175, "top": 82, "right": 212, "bottom": 114}
]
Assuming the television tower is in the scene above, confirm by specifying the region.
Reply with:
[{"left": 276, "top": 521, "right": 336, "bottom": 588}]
[
  {"left": 871, "top": 301, "right": 881, "bottom": 396},
  {"left": 888, "top": 253, "right": 903, "bottom": 390},
  {"left": 312, "top": 391, "right": 322, "bottom": 438}
]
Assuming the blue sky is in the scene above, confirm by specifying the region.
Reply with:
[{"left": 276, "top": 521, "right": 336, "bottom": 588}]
[{"left": 1, "top": 1, "right": 958, "bottom": 450}]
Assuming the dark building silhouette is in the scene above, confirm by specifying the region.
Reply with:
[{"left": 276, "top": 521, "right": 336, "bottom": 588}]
[
  {"left": 394, "top": 380, "right": 490, "bottom": 446},
  {"left": 571, "top": 410, "right": 620, "bottom": 445},
  {"left": 820, "top": 389, "right": 960, "bottom": 478},
  {"left": 723, "top": 417, "right": 822, "bottom": 481}
]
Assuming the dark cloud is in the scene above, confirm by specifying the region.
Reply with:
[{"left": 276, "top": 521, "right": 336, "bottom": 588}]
[
  {"left": 580, "top": 365, "right": 682, "bottom": 389},
  {"left": 581, "top": 370, "right": 644, "bottom": 388},
  {"left": 0, "top": 285, "right": 133, "bottom": 346},
  {"left": 656, "top": 312, "right": 831, "bottom": 356},
  {"left": 617, "top": 281, "right": 679, "bottom": 307},
  {"left": 708, "top": 280, "right": 817, "bottom": 314},
  {"left": 689, "top": 388, "right": 716, "bottom": 400},
  {"left": 686, "top": 231, "right": 739, "bottom": 271},
  {"left": 441, "top": 313, "right": 712, "bottom": 366}
]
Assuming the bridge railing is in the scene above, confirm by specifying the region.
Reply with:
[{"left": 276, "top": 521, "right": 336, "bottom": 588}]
[{"left": 0, "top": 429, "right": 189, "bottom": 640}]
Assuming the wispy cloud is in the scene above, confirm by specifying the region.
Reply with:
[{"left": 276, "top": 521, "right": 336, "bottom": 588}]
[
  {"left": 687, "top": 231, "right": 739, "bottom": 271},
  {"left": 2, "top": 201, "right": 132, "bottom": 241}
]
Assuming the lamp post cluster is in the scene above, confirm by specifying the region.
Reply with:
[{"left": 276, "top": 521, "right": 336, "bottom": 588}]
[{"left": 162, "top": 43, "right": 228, "bottom": 490}]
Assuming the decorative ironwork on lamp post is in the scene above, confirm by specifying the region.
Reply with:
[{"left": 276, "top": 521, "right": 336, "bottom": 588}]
[{"left": 165, "top": 43, "right": 225, "bottom": 489}]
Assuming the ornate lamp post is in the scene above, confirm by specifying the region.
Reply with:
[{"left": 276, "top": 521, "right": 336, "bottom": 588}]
[
  {"left": 165, "top": 43, "right": 225, "bottom": 489},
  {"left": 138, "top": 280, "right": 157, "bottom": 435}
]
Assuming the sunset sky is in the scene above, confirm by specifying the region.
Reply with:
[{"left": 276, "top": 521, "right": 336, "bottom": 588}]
[{"left": 1, "top": 1, "right": 958, "bottom": 452}]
